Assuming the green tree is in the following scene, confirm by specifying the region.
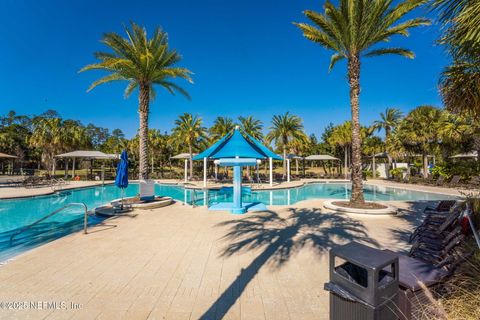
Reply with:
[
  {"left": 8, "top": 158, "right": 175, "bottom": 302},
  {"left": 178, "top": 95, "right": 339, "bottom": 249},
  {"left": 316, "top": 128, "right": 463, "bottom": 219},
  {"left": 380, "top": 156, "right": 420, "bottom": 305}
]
[
  {"left": 373, "top": 107, "right": 403, "bottom": 170},
  {"left": 327, "top": 122, "right": 352, "bottom": 176},
  {"left": 238, "top": 116, "right": 263, "bottom": 140},
  {"left": 29, "top": 117, "right": 89, "bottom": 173},
  {"left": 295, "top": 0, "right": 430, "bottom": 205},
  {"left": 394, "top": 106, "right": 445, "bottom": 177},
  {"left": 210, "top": 117, "right": 235, "bottom": 142},
  {"left": 172, "top": 113, "right": 208, "bottom": 179},
  {"left": 266, "top": 112, "right": 306, "bottom": 176},
  {"left": 80, "top": 22, "right": 192, "bottom": 181}
]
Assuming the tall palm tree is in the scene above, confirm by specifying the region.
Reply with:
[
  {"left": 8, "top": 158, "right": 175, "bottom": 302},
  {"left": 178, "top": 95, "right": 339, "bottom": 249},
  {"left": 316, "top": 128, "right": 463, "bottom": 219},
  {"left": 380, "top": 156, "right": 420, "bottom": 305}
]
[
  {"left": 80, "top": 22, "right": 192, "bottom": 180},
  {"left": 210, "top": 116, "right": 235, "bottom": 141},
  {"left": 238, "top": 116, "right": 263, "bottom": 140},
  {"left": 266, "top": 112, "right": 306, "bottom": 175},
  {"left": 295, "top": 0, "right": 430, "bottom": 205},
  {"left": 172, "top": 113, "right": 208, "bottom": 179}
]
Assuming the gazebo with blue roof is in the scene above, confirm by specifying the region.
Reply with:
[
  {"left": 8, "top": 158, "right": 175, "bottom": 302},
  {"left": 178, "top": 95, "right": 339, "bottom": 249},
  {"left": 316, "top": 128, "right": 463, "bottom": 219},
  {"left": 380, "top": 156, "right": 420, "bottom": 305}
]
[{"left": 193, "top": 126, "right": 282, "bottom": 214}]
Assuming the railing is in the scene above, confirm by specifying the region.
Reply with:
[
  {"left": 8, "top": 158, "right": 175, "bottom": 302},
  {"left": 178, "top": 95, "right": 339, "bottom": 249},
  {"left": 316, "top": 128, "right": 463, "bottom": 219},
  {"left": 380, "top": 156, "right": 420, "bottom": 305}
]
[{"left": 10, "top": 202, "right": 89, "bottom": 245}]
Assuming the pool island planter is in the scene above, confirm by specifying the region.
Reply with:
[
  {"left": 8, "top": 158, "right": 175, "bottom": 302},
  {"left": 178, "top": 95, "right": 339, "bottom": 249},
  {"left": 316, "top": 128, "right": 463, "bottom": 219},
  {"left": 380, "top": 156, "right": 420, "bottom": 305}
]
[
  {"left": 323, "top": 199, "right": 397, "bottom": 215},
  {"left": 110, "top": 196, "right": 174, "bottom": 209}
]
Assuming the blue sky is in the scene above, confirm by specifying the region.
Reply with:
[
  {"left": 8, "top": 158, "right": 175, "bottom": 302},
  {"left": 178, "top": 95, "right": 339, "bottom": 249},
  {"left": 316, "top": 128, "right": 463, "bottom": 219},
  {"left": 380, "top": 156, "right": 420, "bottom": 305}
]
[{"left": 0, "top": 0, "right": 448, "bottom": 138}]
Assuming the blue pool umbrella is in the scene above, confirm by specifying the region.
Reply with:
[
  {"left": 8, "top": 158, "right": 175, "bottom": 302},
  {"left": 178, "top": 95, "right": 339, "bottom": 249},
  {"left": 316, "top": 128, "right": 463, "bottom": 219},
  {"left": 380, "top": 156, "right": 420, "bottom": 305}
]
[{"left": 115, "top": 150, "right": 129, "bottom": 209}]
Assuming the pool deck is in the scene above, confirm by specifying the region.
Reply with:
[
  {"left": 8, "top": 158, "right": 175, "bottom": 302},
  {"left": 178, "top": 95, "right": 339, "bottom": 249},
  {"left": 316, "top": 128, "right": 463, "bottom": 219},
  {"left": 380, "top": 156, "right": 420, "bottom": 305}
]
[
  {"left": 0, "top": 181, "right": 115, "bottom": 199},
  {"left": 0, "top": 198, "right": 432, "bottom": 319}
]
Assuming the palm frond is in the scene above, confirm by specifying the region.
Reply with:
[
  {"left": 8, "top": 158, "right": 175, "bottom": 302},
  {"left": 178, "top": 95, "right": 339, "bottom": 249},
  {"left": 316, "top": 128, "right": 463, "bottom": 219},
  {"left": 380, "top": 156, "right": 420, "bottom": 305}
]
[{"left": 364, "top": 48, "right": 414, "bottom": 58}]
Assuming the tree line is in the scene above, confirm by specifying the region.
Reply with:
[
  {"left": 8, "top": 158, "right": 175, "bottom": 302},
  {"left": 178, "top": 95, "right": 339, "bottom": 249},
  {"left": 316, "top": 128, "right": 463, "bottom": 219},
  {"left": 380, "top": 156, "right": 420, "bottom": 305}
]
[{"left": 1, "top": 105, "right": 477, "bottom": 178}]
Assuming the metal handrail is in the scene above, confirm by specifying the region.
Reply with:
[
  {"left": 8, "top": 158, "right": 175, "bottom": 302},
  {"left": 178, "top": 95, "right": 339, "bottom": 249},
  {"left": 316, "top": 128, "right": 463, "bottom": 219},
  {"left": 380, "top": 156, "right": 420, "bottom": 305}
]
[{"left": 10, "top": 202, "right": 89, "bottom": 245}]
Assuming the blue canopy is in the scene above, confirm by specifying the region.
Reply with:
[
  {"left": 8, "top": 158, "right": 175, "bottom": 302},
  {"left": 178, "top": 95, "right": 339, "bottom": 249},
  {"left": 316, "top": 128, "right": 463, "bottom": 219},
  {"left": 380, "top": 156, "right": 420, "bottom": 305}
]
[
  {"left": 193, "top": 128, "right": 282, "bottom": 160},
  {"left": 115, "top": 150, "right": 129, "bottom": 189}
]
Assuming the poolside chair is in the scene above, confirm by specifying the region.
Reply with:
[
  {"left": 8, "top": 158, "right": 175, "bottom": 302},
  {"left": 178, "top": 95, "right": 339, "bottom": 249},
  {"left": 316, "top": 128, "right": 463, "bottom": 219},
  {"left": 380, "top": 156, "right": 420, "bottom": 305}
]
[
  {"left": 409, "top": 206, "right": 462, "bottom": 243},
  {"left": 435, "top": 175, "right": 446, "bottom": 186},
  {"left": 384, "top": 247, "right": 471, "bottom": 320},
  {"left": 447, "top": 175, "right": 462, "bottom": 188},
  {"left": 466, "top": 175, "right": 480, "bottom": 189},
  {"left": 410, "top": 231, "right": 465, "bottom": 265},
  {"left": 423, "top": 200, "right": 457, "bottom": 213}
]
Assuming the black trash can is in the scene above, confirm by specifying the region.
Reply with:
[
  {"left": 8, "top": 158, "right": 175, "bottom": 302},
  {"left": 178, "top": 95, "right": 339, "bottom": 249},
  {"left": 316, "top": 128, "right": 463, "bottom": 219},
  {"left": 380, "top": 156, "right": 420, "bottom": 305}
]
[{"left": 324, "top": 242, "right": 400, "bottom": 320}]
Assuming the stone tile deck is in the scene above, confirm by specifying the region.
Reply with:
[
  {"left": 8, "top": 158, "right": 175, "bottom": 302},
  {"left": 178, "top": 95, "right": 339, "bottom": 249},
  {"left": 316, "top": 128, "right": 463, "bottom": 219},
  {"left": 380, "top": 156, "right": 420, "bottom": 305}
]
[{"left": 0, "top": 199, "right": 427, "bottom": 320}]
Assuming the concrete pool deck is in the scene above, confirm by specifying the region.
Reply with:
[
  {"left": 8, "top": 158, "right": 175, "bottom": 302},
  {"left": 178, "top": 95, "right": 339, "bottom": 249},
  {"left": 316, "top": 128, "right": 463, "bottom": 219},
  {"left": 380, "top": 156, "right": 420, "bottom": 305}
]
[
  {"left": 0, "top": 181, "right": 115, "bottom": 199},
  {"left": 0, "top": 199, "right": 431, "bottom": 320}
]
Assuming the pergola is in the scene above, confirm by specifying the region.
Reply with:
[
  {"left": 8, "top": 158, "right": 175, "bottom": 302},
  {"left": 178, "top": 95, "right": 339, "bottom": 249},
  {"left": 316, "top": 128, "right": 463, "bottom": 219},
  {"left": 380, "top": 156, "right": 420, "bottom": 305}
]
[
  {"left": 192, "top": 127, "right": 282, "bottom": 213},
  {"left": 304, "top": 154, "right": 342, "bottom": 178},
  {"left": 55, "top": 150, "right": 118, "bottom": 180},
  {"left": 0, "top": 152, "right": 17, "bottom": 175},
  {"left": 193, "top": 127, "right": 282, "bottom": 188},
  {"left": 170, "top": 153, "right": 198, "bottom": 182}
]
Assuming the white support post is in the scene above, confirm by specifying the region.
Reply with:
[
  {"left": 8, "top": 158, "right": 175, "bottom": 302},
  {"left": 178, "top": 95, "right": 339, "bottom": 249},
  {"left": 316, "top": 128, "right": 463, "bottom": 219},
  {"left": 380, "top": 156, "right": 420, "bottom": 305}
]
[
  {"left": 214, "top": 163, "right": 218, "bottom": 181},
  {"left": 72, "top": 157, "right": 76, "bottom": 178},
  {"left": 287, "top": 159, "right": 291, "bottom": 182},
  {"left": 203, "top": 157, "right": 207, "bottom": 188},
  {"left": 184, "top": 159, "right": 188, "bottom": 183},
  {"left": 269, "top": 157, "right": 273, "bottom": 187}
]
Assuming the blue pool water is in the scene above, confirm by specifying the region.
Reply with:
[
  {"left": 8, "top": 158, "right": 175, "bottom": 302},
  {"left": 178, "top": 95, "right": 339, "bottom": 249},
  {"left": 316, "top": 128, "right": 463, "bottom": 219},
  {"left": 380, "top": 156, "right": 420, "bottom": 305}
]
[{"left": 0, "top": 183, "right": 455, "bottom": 262}]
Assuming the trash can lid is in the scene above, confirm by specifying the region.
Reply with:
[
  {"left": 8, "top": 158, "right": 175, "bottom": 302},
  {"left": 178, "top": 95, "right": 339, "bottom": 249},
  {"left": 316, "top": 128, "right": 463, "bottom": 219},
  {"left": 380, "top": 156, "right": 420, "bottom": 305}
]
[{"left": 332, "top": 242, "right": 398, "bottom": 268}]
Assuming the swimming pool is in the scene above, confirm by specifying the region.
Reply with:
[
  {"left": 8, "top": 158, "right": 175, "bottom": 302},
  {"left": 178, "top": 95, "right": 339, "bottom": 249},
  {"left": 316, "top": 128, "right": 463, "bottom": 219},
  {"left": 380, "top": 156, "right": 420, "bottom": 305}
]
[{"left": 0, "top": 182, "right": 456, "bottom": 262}]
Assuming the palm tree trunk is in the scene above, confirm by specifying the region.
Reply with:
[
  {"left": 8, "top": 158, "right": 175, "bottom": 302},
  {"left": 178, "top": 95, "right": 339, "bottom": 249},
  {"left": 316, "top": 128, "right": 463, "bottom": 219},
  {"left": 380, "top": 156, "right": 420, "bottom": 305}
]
[
  {"left": 189, "top": 144, "right": 193, "bottom": 179},
  {"left": 283, "top": 145, "right": 287, "bottom": 177},
  {"left": 348, "top": 55, "right": 365, "bottom": 205},
  {"left": 138, "top": 84, "right": 150, "bottom": 181}
]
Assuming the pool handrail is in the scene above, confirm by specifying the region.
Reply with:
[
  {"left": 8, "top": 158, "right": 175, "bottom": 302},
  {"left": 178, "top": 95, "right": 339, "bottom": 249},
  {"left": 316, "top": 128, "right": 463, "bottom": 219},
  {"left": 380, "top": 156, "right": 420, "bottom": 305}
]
[{"left": 10, "top": 202, "right": 89, "bottom": 245}]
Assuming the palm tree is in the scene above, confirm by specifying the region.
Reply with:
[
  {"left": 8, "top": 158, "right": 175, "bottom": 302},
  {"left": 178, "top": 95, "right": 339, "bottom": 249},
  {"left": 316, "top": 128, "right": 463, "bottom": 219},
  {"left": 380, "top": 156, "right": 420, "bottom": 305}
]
[
  {"left": 373, "top": 108, "right": 403, "bottom": 172},
  {"left": 433, "top": 0, "right": 480, "bottom": 50},
  {"left": 327, "top": 122, "right": 352, "bottom": 177},
  {"left": 266, "top": 112, "right": 306, "bottom": 176},
  {"left": 394, "top": 106, "right": 444, "bottom": 177},
  {"left": 433, "top": 0, "right": 480, "bottom": 122},
  {"left": 172, "top": 113, "right": 208, "bottom": 179},
  {"left": 210, "top": 117, "right": 235, "bottom": 141},
  {"left": 80, "top": 22, "right": 192, "bottom": 181},
  {"left": 238, "top": 116, "right": 263, "bottom": 140},
  {"left": 29, "top": 117, "right": 89, "bottom": 174},
  {"left": 295, "top": 0, "right": 430, "bottom": 205},
  {"left": 373, "top": 108, "right": 403, "bottom": 140}
]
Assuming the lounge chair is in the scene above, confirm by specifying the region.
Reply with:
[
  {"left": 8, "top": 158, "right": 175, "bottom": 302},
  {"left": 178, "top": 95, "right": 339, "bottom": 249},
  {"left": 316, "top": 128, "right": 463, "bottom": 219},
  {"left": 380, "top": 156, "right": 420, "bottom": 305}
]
[
  {"left": 410, "top": 232, "right": 465, "bottom": 265},
  {"left": 423, "top": 200, "right": 457, "bottom": 213},
  {"left": 466, "top": 175, "right": 480, "bottom": 188},
  {"left": 409, "top": 205, "right": 462, "bottom": 243},
  {"left": 435, "top": 175, "right": 446, "bottom": 186},
  {"left": 447, "top": 175, "right": 462, "bottom": 187},
  {"left": 384, "top": 248, "right": 471, "bottom": 320}
]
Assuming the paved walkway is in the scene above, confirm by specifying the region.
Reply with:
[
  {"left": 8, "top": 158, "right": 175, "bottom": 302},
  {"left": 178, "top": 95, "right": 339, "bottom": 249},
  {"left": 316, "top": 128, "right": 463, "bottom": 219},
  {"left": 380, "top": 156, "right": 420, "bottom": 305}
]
[
  {"left": 0, "top": 181, "right": 114, "bottom": 199},
  {"left": 0, "top": 199, "right": 427, "bottom": 320}
]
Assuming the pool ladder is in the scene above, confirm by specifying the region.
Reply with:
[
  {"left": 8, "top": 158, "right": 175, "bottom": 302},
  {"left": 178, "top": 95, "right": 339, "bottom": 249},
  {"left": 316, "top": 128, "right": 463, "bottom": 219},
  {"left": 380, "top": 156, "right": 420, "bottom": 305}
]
[{"left": 10, "top": 202, "right": 90, "bottom": 245}]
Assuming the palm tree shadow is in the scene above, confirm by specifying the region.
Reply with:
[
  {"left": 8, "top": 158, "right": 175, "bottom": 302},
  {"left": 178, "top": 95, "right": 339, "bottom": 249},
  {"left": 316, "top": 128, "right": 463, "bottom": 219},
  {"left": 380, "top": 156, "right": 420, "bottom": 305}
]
[
  {"left": 387, "top": 201, "right": 429, "bottom": 251},
  {"left": 199, "top": 208, "right": 379, "bottom": 320}
]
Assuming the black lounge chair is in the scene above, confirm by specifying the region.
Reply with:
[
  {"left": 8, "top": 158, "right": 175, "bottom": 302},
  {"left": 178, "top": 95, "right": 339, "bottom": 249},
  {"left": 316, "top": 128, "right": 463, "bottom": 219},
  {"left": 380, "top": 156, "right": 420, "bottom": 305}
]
[
  {"left": 448, "top": 175, "right": 462, "bottom": 187},
  {"left": 410, "top": 225, "right": 462, "bottom": 250},
  {"left": 409, "top": 207, "right": 462, "bottom": 243},
  {"left": 423, "top": 200, "right": 457, "bottom": 213},
  {"left": 383, "top": 248, "right": 472, "bottom": 320},
  {"left": 410, "top": 233, "right": 465, "bottom": 265}
]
